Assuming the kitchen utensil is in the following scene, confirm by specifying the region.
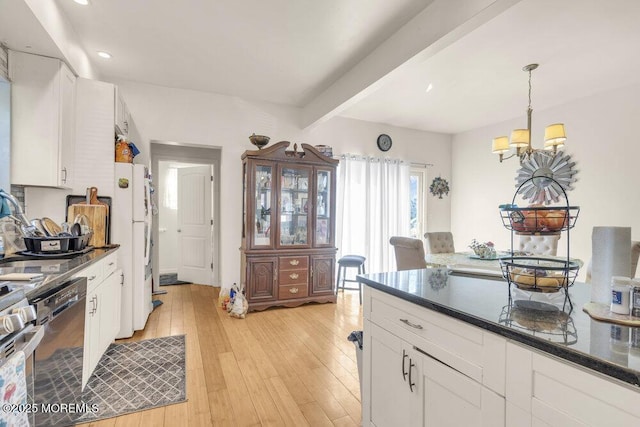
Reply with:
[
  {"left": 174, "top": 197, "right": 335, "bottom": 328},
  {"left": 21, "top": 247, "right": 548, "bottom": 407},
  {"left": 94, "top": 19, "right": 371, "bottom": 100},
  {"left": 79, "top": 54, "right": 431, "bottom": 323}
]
[
  {"left": 41, "top": 218, "right": 62, "bottom": 236},
  {"left": 67, "top": 204, "right": 107, "bottom": 248},
  {"left": 58, "top": 222, "right": 73, "bottom": 237},
  {"left": 31, "top": 219, "right": 48, "bottom": 237},
  {"left": 71, "top": 223, "right": 82, "bottom": 237},
  {"left": 66, "top": 191, "right": 111, "bottom": 244}
]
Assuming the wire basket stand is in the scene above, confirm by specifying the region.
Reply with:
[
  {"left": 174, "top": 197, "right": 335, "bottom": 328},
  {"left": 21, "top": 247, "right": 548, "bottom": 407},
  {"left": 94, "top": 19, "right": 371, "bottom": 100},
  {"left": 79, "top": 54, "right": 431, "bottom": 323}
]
[{"left": 498, "top": 176, "right": 580, "bottom": 313}]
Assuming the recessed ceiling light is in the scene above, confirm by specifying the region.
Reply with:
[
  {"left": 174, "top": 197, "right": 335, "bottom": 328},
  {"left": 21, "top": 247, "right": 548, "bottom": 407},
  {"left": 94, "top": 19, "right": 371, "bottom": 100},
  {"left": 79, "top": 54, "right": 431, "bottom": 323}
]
[
  {"left": 97, "top": 51, "right": 112, "bottom": 59},
  {"left": 74, "top": 0, "right": 90, "bottom": 5},
  {"left": 425, "top": 83, "right": 433, "bottom": 93}
]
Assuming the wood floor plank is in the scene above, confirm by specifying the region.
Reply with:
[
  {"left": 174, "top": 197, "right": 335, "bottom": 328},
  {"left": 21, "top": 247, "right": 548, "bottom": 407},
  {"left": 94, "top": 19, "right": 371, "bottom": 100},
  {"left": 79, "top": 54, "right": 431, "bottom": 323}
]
[
  {"left": 218, "top": 352, "right": 261, "bottom": 426},
  {"left": 82, "top": 284, "right": 363, "bottom": 426},
  {"left": 299, "top": 401, "right": 334, "bottom": 427}
]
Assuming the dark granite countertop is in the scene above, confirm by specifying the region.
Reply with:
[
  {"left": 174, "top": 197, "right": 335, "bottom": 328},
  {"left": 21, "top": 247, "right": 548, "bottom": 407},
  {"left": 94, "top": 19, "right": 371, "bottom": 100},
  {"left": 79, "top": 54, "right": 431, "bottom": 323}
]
[
  {"left": 358, "top": 268, "right": 640, "bottom": 389},
  {"left": 0, "top": 246, "right": 119, "bottom": 305}
]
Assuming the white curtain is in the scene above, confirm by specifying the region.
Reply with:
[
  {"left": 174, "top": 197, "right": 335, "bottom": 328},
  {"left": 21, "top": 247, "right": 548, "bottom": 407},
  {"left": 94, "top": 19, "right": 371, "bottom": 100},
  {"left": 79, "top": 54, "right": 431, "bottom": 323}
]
[{"left": 336, "top": 155, "right": 411, "bottom": 273}]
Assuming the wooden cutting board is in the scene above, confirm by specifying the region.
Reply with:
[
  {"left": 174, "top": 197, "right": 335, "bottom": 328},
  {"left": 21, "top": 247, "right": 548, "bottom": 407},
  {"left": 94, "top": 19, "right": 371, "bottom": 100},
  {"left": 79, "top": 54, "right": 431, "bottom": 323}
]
[{"left": 67, "top": 204, "right": 108, "bottom": 248}]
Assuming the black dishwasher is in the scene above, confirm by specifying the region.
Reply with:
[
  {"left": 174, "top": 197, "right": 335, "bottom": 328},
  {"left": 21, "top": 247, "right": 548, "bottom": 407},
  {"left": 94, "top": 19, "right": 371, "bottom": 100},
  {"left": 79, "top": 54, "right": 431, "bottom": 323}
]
[{"left": 30, "top": 276, "right": 87, "bottom": 427}]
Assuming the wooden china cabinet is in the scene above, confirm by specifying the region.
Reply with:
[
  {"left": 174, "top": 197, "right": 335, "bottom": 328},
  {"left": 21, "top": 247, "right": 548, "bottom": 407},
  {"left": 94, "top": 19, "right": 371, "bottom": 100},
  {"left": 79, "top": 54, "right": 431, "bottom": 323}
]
[{"left": 241, "top": 141, "right": 339, "bottom": 311}]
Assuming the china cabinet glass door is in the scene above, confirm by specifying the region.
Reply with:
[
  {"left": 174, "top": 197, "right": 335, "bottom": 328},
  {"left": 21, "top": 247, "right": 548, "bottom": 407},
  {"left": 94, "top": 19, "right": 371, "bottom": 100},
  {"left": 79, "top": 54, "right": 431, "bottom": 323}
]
[
  {"left": 279, "top": 166, "right": 311, "bottom": 247},
  {"left": 253, "top": 163, "right": 273, "bottom": 247},
  {"left": 315, "top": 169, "right": 332, "bottom": 246}
]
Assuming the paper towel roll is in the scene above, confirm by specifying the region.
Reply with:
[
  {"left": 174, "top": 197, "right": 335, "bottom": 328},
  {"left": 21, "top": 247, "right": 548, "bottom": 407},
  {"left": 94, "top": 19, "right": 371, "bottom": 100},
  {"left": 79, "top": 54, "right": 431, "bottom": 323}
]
[{"left": 591, "top": 227, "right": 632, "bottom": 304}]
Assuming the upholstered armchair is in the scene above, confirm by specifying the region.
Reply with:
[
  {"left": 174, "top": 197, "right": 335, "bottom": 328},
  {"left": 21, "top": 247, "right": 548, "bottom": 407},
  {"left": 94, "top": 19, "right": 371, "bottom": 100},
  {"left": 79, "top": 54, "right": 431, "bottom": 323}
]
[
  {"left": 518, "top": 233, "right": 561, "bottom": 256},
  {"left": 390, "top": 236, "right": 427, "bottom": 271},
  {"left": 424, "top": 232, "right": 455, "bottom": 254}
]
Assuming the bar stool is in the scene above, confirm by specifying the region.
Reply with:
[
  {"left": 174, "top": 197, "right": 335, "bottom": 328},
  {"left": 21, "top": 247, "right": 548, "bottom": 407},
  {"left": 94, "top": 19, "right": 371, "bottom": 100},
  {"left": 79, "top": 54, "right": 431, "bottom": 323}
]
[{"left": 336, "top": 255, "right": 366, "bottom": 304}]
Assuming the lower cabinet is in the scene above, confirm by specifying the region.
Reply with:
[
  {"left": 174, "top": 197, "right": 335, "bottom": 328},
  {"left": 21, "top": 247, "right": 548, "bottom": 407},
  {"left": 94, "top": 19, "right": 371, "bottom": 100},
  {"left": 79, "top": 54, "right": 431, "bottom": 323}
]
[
  {"left": 79, "top": 253, "right": 122, "bottom": 389},
  {"left": 506, "top": 342, "right": 640, "bottom": 427},
  {"left": 365, "top": 321, "right": 504, "bottom": 427},
  {"left": 244, "top": 253, "right": 336, "bottom": 311},
  {"left": 364, "top": 287, "right": 505, "bottom": 427}
]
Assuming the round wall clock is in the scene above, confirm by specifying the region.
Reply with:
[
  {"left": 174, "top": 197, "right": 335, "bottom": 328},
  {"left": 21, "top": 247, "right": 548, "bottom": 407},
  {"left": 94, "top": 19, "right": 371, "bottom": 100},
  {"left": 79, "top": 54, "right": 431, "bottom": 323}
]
[{"left": 377, "top": 134, "right": 392, "bottom": 152}]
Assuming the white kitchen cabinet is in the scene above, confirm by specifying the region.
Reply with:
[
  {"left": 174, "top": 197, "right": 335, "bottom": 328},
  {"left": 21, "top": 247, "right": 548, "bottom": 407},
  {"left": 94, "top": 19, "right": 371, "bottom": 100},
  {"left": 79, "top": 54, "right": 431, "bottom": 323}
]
[
  {"left": 9, "top": 51, "right": 75, "bottom": 188},
  {"left": 506, "top": 341, "right": 640, "bottom": 427},
  {"left": 114, "top": 85, "right": 129, "bottom": 136},
  {"left": 363, "top": 287, "right": 506, "bottom": 426},
  {"left": 367, "top": 322, "right": 420, "bottom": 426},
  {"left": 78, "top": 252, "right": 122, "bottom": 389}
]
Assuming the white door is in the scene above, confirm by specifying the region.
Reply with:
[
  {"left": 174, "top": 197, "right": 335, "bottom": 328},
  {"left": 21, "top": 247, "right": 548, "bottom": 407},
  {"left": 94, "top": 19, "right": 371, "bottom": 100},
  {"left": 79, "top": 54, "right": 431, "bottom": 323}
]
[{"left": 177, "top": 165, "right": 213, "bottom": 284}]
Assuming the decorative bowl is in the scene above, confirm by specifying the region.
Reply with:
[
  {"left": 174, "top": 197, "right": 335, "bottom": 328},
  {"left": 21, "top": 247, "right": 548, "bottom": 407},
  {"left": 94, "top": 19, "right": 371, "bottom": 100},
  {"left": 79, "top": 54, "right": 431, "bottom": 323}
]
[{"left": 249, "top": 134, "right": 270, "bottom": 149}]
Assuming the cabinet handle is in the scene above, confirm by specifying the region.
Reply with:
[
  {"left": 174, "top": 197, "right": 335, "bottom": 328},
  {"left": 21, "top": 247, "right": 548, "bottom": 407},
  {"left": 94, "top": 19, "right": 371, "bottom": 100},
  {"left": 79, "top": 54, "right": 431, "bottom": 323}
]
[
  {"left": 289, "top": 273, "right": 299, "bottom": 280},
  {"left": 402, "top": 349, "right": 408, "bottom": 381},
  {"left": 62, "top": 167, "right": 67, "bottom": 183},
  {"left": 88, "top": 275, "right": 97, "bottom": 282},
  {"left": 120, "top": 273, "right": 124, "bottom": 285},
  {"left": 108, "top": 262, "right": 115, "bottom": 266},
  {"left": 289, "top": 260, "right": 299, "bottom": 266},
  {"left": 408, "top": 359, "right": 416, "bottom": 392},
  {"left": 289, "top": 287, "right": 299, "bottom": 294},
  {"left": 399, "top": 318, "right": 423, "bottom": 330}
]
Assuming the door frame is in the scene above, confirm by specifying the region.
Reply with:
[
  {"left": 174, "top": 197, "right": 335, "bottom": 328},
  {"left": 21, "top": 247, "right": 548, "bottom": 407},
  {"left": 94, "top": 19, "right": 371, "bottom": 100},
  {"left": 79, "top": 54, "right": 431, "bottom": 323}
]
[{"left": 151, "top": 141, "right": 222, "bottom": 288}]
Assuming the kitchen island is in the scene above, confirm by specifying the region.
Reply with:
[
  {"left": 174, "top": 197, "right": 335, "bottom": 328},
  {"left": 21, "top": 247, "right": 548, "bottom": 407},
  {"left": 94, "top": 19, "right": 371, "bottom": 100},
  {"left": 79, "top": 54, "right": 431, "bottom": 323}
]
[{"left": 358, "top": 269, "right": 640, "bottom": 426}]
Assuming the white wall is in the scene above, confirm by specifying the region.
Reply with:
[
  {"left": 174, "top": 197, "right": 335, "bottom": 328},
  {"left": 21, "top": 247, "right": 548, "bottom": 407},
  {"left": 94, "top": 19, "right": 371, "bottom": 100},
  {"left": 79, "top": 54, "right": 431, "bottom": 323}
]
[
  {"left": 111, "top": 79, "right": 452, "bottom": 287},
  {"left": 452, "top": 83, "right": 640, "bottom": 279}
]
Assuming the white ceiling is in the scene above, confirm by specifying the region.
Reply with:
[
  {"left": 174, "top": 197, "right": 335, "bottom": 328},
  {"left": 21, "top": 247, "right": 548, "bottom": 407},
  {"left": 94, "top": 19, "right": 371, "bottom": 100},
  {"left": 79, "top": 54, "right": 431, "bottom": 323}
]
[{"left": 2, "top": 0, "right": 640, "bottom": 134}]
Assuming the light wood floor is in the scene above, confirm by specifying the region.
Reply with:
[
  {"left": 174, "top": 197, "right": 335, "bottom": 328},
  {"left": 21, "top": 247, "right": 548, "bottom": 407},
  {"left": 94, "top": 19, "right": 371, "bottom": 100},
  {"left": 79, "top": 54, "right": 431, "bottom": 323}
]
[{"left": 78, "top": 285, "right": 363, "bottom": 427}]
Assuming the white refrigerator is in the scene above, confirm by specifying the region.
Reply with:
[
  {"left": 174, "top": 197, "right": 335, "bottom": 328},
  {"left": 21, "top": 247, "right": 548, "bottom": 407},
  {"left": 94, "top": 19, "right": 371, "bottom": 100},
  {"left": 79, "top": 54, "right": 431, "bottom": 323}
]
[{"left": 113, "top": 163, "right": 153, "bottom": 338}]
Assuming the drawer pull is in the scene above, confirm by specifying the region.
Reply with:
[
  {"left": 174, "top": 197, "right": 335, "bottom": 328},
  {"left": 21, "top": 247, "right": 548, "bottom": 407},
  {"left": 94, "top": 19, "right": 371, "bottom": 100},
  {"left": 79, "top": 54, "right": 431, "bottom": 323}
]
[
  {"left": 399, "top": 318, "right": 423, "bottom": 330},
  {"left": 289, "top": 260, "right": 300, "bottom": 266},
  {"left": 108, "top": 262, "right": 115, "bottom": 266},
  {"left": 289, "top": 287, "right": 299, "bottom": 294},
  {"left": 88, "top": 275, "right": 97, "bottom": 282},
  {"left": 289, "top": 273, "right": 299, "bottom": 279},
  {"left": 408, "top": 359, "right": 416, "bottom": 392},
  {"left": 402, "top": 349, "right": 408, "bottom": 381}
]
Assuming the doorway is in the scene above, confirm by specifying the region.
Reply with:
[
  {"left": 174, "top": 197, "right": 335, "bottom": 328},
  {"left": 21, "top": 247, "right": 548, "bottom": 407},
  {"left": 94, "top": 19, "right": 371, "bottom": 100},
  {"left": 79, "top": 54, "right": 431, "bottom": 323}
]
[{"left": 151, "top": 142, "right": 221, "bottom": 289}]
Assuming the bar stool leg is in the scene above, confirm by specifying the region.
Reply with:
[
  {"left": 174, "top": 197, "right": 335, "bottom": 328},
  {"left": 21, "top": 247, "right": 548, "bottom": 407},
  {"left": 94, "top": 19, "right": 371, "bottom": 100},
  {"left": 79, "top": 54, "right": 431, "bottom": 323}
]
[
  {"left": 358, "top": 265, "right": 363, "bottom": 304},
  {"left": 336, "top": 265, "right": 342, "bottom": 294}
]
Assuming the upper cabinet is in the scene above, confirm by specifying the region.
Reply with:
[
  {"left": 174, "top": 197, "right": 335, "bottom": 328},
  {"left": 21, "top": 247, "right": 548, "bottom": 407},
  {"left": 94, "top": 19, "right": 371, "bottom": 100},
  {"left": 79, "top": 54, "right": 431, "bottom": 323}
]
[
  {"left": 9, "top": 51, "right": 76, "bottom": 188},
  {"left": 114, "top": 86, "right": 130, "bottom": 136},
  {"left": 241, "top": 142, "right": 339, "bottom": 311}
]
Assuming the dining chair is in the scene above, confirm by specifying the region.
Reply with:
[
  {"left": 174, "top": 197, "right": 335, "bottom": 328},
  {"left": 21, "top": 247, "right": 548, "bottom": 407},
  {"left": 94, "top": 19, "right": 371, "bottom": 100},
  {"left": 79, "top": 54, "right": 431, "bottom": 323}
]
[
  {"left": 424, "top": 232, "right": 455, "bottom": 254},
  {"left": 518, "top": 233, "right": 561, "bottom": 256},
  {"left": 390, "top": 236, "right": 427, "bottom": 271}
]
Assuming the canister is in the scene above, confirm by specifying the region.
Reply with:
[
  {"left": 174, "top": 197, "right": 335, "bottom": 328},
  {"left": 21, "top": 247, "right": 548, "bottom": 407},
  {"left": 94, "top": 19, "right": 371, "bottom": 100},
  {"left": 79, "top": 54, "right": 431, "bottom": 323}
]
[
  {"left": 631, "top": 278, "right": 640, "bottom": 317},
  {"left": 610, "top": 276, "right": 631, "bottom": 315}
]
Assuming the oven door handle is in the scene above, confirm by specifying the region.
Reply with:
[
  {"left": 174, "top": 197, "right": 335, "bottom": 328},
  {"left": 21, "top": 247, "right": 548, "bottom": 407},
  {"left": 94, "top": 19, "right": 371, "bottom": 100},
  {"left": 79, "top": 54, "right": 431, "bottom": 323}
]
[{"left": 16, "top": 325, "right": 45, "bottom": 359}]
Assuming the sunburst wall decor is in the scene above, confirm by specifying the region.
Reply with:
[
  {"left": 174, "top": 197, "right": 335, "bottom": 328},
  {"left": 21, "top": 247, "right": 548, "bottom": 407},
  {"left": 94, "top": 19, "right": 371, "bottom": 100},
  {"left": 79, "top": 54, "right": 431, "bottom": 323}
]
[{"left": 515, "top": 151, "right": 577, "bottom": 204}]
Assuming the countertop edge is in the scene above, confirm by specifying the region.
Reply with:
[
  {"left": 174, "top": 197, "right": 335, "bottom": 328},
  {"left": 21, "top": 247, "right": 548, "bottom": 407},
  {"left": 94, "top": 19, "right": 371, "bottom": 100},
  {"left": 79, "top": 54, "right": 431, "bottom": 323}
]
[
  {"left": 359, "top": 275, "right": 640, "bottom": 389},
  {"left": 22, "top": 247, "right": 120, "bottom": 299}
]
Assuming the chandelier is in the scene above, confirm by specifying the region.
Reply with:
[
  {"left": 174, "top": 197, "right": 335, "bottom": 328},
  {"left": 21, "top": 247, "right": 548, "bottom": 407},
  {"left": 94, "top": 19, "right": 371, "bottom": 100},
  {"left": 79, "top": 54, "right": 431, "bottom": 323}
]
[{"left": 492, "top": 64, "right": 567, "bottom": 163}]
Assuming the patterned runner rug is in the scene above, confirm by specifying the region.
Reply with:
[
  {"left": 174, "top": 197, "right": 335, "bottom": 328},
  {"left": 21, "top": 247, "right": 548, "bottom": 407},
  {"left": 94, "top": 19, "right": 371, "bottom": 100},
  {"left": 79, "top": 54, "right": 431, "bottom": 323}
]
[
  {"left": 159, "top": 273, "right": 191, "bottom": 286},
  {"left": 77, "top": 335, "right": 187, "bottom": 423}
]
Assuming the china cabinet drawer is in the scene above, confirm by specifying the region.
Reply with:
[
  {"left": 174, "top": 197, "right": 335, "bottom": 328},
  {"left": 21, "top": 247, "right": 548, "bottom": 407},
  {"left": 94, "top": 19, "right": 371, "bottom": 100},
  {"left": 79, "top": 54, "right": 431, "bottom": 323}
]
[
  {"left": 279, "top": 256, "right": 308, "bottom": 270},
  {"left": 278, "top": 268, "right": 308, "bottom": 285},
  {"left": 279, "top": 284, "right": 309, "bottom": 299}
]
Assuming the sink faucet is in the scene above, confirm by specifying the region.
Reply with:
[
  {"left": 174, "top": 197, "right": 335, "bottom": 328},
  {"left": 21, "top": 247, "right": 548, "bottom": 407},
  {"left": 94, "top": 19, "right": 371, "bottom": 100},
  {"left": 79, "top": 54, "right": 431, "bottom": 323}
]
[{"left": 0, "top": 190, "right": 43, "bottom": 237}]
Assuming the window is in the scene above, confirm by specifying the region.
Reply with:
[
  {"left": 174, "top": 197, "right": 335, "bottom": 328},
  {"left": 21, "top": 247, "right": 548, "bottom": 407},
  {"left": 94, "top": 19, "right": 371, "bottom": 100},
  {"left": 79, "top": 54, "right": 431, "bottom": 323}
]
[{"left": 409, "top": 168, "right": 427, "bottom": 239}]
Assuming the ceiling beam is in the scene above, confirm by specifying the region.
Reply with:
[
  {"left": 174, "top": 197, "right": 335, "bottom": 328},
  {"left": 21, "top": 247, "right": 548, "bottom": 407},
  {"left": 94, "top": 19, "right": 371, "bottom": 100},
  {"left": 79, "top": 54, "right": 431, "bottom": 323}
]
[{"left": 301, "top": 0, "right": 523, "bottom": 130}]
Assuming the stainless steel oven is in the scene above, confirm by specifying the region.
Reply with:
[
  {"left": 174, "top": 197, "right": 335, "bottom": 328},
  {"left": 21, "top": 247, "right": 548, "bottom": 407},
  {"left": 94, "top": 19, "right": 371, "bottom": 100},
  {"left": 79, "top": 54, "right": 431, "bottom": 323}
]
[
  {"left": 0, "top": 289, "right": 44, "bottom": 427},
  {"left": 31, "top": 276, "right": 86, "bottom": 427}
]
